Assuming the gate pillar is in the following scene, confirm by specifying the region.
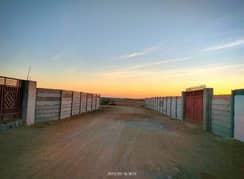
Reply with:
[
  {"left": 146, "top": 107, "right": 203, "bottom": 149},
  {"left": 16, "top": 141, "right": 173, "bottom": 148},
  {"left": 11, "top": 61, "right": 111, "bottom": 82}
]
[
  {"left": 22, "top": 80, "right": 36, "bottom": 126},
  {"left": 203, "top": 88, "right": 213, "bottom": 131}
]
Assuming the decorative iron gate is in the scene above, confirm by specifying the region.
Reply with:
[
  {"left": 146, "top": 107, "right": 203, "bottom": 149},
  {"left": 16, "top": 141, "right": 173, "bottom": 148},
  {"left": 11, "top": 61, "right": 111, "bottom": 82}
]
[{"left": 0, "top": 77, "right": 23, "bottom": 122}]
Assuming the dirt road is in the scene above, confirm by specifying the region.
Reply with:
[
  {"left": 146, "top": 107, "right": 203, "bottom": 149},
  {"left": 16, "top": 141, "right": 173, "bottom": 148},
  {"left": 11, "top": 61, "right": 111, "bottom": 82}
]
[{"left": 0, "top": 105, "right": 243, "bottom": 179}]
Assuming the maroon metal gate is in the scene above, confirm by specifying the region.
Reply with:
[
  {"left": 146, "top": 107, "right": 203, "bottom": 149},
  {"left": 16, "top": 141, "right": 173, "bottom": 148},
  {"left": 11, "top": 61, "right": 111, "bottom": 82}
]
[
  {"left": 0, "top": 77, "right": 23, "bottom": 122},
  {"left": 185, "top": 90, "right": 203, "bottom": 122}
]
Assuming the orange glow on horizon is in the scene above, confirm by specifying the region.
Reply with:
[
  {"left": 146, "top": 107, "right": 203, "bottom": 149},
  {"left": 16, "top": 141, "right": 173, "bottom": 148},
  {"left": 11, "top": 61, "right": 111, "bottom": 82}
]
[
  {"left": 30, "top": 63, "right": 244, "bottom": 99},
  {"left": 37, "top": 79, "right": 244, "bottom": 98}
]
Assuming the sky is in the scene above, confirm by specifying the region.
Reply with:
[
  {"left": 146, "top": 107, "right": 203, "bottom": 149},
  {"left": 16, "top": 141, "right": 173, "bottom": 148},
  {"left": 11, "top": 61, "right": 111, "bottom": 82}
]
[{"left": 0, "top": 0, "right": 244, "bottom": 98}]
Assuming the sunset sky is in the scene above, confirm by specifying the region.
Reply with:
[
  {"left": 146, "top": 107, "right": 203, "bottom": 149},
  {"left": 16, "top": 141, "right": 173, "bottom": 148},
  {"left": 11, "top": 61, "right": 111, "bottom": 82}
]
[{"left": 1, "top": 0, "right": 244, "bottom": 98}]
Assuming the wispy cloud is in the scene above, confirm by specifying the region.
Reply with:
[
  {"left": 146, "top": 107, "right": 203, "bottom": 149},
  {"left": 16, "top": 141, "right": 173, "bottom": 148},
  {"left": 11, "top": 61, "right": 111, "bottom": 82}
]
[
  {"left": 202, "top": 38, "right": 244, "bottom": 52},
  {"left": 100, "top": 62, "right": 244, "bottom": 81},
  {"left": 162, "top": 63, "right": 244, "bottom": 79},
  {"left": 120, "top": 45, "right": 160, "bottom": 59},
  {"left": 125, "top": 57, "right": 191, "bottom": 70},
  {"left": 50, "top": 52, "right": 64, "bottom": 61},
  {"left": 100, "top": 56, "right": 192, "bottom": 80}
]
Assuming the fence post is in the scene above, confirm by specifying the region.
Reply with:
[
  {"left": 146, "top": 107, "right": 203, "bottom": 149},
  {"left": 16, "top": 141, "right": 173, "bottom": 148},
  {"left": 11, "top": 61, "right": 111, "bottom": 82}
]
[
  {"left": 153, "top": 97, "right": 155, "bottom": 110},
  {"left": 161, "top": 97, "right": 163, "bottom": 113},
  {"left": 155, "top": 97, "right": 157, "bottom": 111},
  {"left": 158, "top": 97, "right": 160, "bottom": 112},
  {"left": 95, "top": 94, "right": 97, "bottom": 110},
  {"left": 156, "top": 97, "right": 158, "bottom": 111},
  {"left": 170, "top": 97, "right": 172, "bottom": 118},
  {"left": 79, "top": 92, "right": 82, "bottom": 114},
  {"left": 91, "top": 94, "right": 93, "bottom": 111},
  {"left": 59, "top": 90, "right": 62, "bottom": 120},
  {"left": 203, "top": 88, "right": 213, "bottom": 131},
  {"left": 85, "top": 93, "right": 88, "bottom": 112},
  {"left": 156, "top": 97, "right": 158, "bottom": 112},
  {"left": 182, "top": 91, "right": 186, "bottom": 120},
  {"left": 175, "top": 97, "right": 178, "bottom": 119},
  {"left": 97, "top": 95, "right": 99, "bottom": 110},
  {"left": 152, "top": 98, "right": 154, "bottom": 110},
  {"left": 162, "top": 97, "right": 164, "bottom": 114},
  {"left": 71, "top": 91, "right": 74, "bottom": 116},
  {"left": 165, "top": 97, "right": 168, "bottom": 115},
  {"left": 159, "top": 97, "right": 161, "bottom": 113},
  {"left": 154, "top": 97, "right": 155, "bottom": 111}
]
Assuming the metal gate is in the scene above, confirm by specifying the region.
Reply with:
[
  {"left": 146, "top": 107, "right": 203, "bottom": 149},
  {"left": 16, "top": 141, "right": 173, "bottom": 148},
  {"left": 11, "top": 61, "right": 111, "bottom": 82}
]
[
  {"left": 0, "top": 77, "right": 23, "bottom": 122},
  {"left": 185, "top": 90, "right": 203, "bottom": 122}
]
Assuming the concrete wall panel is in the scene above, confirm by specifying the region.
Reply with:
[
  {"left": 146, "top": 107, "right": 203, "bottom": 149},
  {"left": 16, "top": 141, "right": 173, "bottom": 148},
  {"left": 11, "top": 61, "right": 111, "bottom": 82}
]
[
  {"left": 234, "top": 94, "right": 244, "bottom": 142},
  {"left": 35, "top": 88, "right": 61, "bottom": 121},
  {"left": 211, "top": 95, "right": 232, "bottom": 137}
]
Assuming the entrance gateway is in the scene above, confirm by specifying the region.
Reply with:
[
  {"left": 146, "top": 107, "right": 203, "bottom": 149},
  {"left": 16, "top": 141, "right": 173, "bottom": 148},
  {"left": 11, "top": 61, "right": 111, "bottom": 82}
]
[
  {"left": 184, "top": 85, "right": 205, "bottom": 122},
  {"left": 185, "top": 90, "right": 203, "bottom": 122},
  {"left": 0, "top": 76, "right": 23, "bottom": 122},
  {"left": 183, "top": 86, "right": 213, "bottom": 131}
]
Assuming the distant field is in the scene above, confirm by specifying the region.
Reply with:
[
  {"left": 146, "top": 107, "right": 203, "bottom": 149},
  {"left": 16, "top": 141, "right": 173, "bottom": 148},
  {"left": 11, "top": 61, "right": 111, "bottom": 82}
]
[{"left": 101, "top": 97, "right": 144, "bottom": 107}]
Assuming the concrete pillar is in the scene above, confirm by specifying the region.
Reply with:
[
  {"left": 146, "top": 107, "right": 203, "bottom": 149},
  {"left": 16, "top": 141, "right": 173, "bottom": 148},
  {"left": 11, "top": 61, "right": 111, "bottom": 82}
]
[
  {"left": 181, "top": 91, "right": 186, "bottom": 120},
  {"left": 98, "top": 95, "right": 101, "bottom": 109},
  {"left": 22, "top": 80, "right": 37, "bottom": 126},
  {"left": 203, "top": 88, "right": 213, "bottom": 131}
]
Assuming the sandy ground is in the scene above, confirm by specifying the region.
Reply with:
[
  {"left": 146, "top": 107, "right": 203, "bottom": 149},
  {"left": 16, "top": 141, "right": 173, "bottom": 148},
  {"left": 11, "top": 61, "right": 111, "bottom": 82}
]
[{"left": 0, "top": 105, "right": 244, "bottom": 179}]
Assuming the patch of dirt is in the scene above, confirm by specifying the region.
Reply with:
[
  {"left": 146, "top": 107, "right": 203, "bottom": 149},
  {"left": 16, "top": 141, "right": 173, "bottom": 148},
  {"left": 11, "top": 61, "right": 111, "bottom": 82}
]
[{"left": 0, "top": 105, "right": 243, "bottom": 179}]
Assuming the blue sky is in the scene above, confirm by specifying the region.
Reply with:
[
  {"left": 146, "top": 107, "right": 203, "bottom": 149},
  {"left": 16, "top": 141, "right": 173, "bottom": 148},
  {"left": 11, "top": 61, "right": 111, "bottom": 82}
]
[{"left": 1, "top": 0, "right": 244, "bottom": 97}]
